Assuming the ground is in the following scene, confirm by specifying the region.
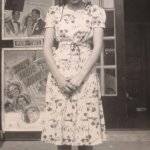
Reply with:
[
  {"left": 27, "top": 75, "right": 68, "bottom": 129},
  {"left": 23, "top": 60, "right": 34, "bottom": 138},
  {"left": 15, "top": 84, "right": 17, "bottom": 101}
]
[
  {"left": 0, "top": 141, "right": 150, "bottom": 150},
  {"left": 0, "top": 131, "right": 150, "bottom": 150}
]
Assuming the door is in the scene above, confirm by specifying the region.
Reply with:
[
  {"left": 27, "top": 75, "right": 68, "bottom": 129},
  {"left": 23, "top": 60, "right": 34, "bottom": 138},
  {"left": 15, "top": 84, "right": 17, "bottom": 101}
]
[
  {"left": 125, "top": 24, "right": 148, "bottom": 110},
  {"left": 125, "top": 23, "right": 150, "bottom": 128},
  {"left": 125, "top": 0, "right": 150, "bottom": 128}
]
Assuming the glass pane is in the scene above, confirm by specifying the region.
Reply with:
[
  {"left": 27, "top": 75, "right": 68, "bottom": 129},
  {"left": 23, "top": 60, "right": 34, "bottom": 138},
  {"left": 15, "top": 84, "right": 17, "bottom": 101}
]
[
  {"left": 96, "top": 68, "right": 104, "bottom": 96},
  {"left": 104, "top": 51, "right": 115, "bottom": 65},
  {"left": 104, "top": 40, "right": 115, "bottom": 65},
  {"left": 2, "top": 48, "right": 48, "bottom": 131},
  {"left": 104, "top": 69, "right": 117, "bottom": 95},
  {"left": 102, "top": 0, "right": 114, "bottom": 9},
  {"left": 105, "top": 11, "right": 114, "bottom": 36},
  {"left": 91, "top": 0, "right": 101, "bottom": 5},
  {"left": 3, "top": 0, "right": 54, "bottom": 40}
]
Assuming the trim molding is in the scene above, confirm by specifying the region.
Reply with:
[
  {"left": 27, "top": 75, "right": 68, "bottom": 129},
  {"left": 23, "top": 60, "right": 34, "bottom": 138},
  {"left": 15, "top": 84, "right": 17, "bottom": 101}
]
[{"left": 107, "top": 131, "right": 150, "bottom": 141}]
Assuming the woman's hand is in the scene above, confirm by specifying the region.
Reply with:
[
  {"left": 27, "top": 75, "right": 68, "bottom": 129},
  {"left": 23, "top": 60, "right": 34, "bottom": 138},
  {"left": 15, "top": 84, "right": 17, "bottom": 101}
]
[
  {"left": 43, "top": 28, "right": 75, "bottom": 96},
  {"left": 66, "top": 74, "right": 84, "bottom": 91},
  {"left": 56, "top": 75, "right": 76, "bottom": 95}
]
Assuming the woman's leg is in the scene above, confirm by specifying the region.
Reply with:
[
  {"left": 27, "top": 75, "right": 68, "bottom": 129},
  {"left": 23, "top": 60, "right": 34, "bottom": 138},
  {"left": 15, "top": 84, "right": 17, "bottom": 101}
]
[
  {"left": 57, "top": 145, "right": 72, "bottom": 150},
  {"left": 78, "top": 146, "right": 93, "bottom": 150}
]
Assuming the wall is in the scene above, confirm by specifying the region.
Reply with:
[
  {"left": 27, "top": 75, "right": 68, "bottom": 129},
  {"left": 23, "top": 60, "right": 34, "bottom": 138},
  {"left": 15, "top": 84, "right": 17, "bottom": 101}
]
[{"left": 0, "top": 1, "right": 128, "bottom": 140}]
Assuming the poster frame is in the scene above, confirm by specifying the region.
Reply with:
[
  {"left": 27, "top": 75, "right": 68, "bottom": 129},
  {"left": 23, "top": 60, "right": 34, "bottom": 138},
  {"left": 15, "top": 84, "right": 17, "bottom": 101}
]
[
  {"left": 2, "top": 0, "right": 55, "bottom": 40},
  {"left": 1, "top": 47, "right": 48, "bottom": 132}
]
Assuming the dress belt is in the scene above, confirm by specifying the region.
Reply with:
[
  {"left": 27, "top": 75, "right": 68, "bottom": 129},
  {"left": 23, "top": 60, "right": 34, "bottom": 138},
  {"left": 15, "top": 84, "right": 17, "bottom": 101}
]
[
  {"left": 59, "top": 41, "right": 90, "bottom": 60},
  {"left": 70, "top": 42, "right": 81, "bottom": 60}
]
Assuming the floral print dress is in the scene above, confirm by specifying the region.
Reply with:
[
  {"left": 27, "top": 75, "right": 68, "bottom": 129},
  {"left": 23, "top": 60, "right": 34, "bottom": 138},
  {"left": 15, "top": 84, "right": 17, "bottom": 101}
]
[{"left": 41, "top": 4, "right": 107, "bottom": 146}]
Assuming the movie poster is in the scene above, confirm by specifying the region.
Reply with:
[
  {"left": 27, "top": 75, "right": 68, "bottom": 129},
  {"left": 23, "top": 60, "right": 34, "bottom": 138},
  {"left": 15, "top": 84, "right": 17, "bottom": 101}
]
[
  {"left": 2, "top": 0, "right": 54, "bottom": 40},
  {"left": 2, "top": 48, "right": 49, "bottom": 131}
]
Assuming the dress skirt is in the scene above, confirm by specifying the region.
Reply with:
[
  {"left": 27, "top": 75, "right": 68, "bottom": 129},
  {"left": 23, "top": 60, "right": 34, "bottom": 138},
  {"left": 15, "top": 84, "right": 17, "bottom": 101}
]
[{"left": 41, "top": 42, "right": 107, "bottom": 146}]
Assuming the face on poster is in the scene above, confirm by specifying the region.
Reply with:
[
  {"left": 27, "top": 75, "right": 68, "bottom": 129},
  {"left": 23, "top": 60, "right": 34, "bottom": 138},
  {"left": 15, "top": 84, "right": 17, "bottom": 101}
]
[
  {"left": 2, "top": 48, "right": 49, "bottom": 131},
  {"left": 2, "top": 0, "right": 54, "bottom": 40}
]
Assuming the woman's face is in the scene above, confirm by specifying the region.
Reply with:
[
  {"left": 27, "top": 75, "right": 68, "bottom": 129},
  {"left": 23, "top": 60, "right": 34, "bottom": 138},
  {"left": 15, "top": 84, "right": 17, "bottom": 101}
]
[
  {"left": 67, "top": 0, "right": 82, "bottom": 5},
  {"left": 17, "top": 96, "right": 28, "bottom": 106},
  {"left": 9, "top": 85, "right": 20, "bottom": 97},
  {"left": 27, "top": 17, "right": 33, "bottom": 26},
  {"left": 27, "top": 108, "right": 39, "bottom": 122}
]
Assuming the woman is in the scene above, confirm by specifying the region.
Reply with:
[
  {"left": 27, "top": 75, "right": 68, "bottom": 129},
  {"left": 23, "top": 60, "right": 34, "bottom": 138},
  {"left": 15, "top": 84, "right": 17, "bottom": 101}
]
[
  {"left": 5, "top": 82, "right": 22, "bottom": 99},
  {"left": 41, "top": 0, "right": 106, "bottom": 150},
  {"left": 21, "top": 15, "right": 33, "bottom": 37},
  {"left": 15, "top": 94, "right": 31, "bottom": 111},
  {"left": 23, "top": 106, "right": 40, "bottom": 124}
]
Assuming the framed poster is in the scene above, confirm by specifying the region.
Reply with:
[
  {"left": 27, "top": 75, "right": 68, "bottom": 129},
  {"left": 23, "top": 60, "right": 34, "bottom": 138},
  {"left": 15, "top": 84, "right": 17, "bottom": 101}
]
[
  {"left": 2, "top": 0, "right": 55, "bottom": 40},
  {"left": 1, "top": 48, "right": 49, "bottom": 131}
]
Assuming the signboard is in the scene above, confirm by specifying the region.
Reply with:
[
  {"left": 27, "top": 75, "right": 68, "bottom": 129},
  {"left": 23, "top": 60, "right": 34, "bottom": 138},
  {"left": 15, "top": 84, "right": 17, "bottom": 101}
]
[{"left": 13, "top": 39, "right": 44, "bottom": 47}]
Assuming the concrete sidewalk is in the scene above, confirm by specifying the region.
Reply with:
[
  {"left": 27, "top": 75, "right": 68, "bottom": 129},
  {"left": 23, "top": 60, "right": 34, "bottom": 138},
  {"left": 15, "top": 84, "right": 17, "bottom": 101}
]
[
  {"left": 0, "top": 131, "right": 150, "bottom": 150},
  {"left": 0, "top": 141, "right": 150, "bottom": 150}
]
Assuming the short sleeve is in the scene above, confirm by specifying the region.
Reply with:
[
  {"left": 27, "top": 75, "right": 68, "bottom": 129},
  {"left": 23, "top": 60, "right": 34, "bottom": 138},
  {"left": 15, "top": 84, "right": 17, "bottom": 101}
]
[
  {"left": 92, "top": 5, "right": 106, "bottom": 28},
  {"left": 45, "top": 5, "right": 59, "bottom": 28}
]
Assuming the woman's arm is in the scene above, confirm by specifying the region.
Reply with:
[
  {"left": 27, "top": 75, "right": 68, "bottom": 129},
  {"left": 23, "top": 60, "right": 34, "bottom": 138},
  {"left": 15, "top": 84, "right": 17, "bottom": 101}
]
[
  {"left": 44, "top": 28, "right": 59, "bottom": 80},
  {"left": 80, "top": 28, "right": 104, "bottom": 78},
  {"left": 44, "top": 28, "right": 74, "bottom": 94},
  {"left": 68, "top": 27, "right": 104, "bottom": 87}
]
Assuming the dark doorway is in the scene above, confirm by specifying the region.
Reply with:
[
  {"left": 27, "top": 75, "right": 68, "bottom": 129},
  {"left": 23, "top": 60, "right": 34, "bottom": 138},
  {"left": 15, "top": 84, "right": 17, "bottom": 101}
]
[{"left": 124, "top": 0, "right": 150, "bottom": 128}]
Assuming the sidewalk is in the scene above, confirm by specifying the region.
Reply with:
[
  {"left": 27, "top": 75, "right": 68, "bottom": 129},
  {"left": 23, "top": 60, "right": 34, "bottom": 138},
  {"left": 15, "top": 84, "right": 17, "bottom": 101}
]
[
  {"left": 0, "top": 141, "right": 150, "bottom": 150},
  {"left": 0, "top": 131, "right": 150, "bottom": 150}
]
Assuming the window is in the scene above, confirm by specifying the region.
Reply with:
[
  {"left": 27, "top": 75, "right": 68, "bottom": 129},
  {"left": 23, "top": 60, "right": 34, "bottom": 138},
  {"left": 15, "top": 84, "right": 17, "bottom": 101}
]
[
  {"left": 93, "top": 0, "right": 117, "bottom": 96},
  {"left": 57, "top": 0, "right": 117, "bottom": 96}
]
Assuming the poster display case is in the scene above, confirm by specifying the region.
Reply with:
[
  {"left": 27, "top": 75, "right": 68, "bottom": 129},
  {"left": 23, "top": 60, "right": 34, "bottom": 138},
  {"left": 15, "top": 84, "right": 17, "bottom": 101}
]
[
  {"left": 1, "top": 48, "right": 49, "bottom": 131},
  {"left": 2, "top": 0, "right": 54, "bottom": 40}
]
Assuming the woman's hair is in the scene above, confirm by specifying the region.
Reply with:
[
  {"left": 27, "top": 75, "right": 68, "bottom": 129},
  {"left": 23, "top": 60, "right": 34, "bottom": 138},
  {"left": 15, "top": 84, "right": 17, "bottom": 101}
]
[
  {"left": 24, "top": 15, "right": 33, "bottom": 27},
  {"left": 59, "top": 0, "right": 91, "bottom": 21},
  {"left": 16, "top": 94, "right": 31, "bottom": 105},
  {"left": 5, "top": 82, "right": 22, "bottom": 99},
  {"left": 59, "top": 0, "right": 68, "bottom": 6}
]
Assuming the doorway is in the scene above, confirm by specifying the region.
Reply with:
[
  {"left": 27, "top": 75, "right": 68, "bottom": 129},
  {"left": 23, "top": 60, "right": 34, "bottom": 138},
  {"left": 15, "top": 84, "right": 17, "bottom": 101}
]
[{"left": 124, "top": 0, "right": 150, "bottom": 128}]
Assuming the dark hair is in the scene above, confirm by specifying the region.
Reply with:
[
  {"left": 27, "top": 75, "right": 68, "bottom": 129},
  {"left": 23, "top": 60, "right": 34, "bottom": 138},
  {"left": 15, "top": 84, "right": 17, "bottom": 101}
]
[
  {"left": 59, "top": 0, "right": 91, "bottom": 21},
  {"left": 24, "top": 15, "right": 33, "bottom": 27},
  {"left": 16, "top": 94, "right": 31, "bottom": 105},
  {"left": 59, "top": 0, "right": 68, "bottom": 6},
  {"left": 12, "top": 10, "right": 20, "bottom": 15},
  {"left": 5, "top": 82, "right": 22, "bottom": 99},
  {"left": 32, "top": 9, "right": 40, "bottom": 16}
]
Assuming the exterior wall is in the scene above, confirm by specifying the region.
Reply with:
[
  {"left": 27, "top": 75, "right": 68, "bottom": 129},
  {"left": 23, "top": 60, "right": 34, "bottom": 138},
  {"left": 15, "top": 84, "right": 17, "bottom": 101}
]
[{"left": 0, "top": 0, "right": 127, "bottom": 140}]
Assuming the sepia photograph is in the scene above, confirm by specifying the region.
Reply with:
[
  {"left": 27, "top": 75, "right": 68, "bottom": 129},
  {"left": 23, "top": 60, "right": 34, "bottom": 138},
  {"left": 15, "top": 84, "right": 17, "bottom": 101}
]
[
  {"left": 0, "top": 0, "right": 150, "bottom": 150},
  {"left": 2, "top": 0, "right": 54, "bottom": 40}
]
